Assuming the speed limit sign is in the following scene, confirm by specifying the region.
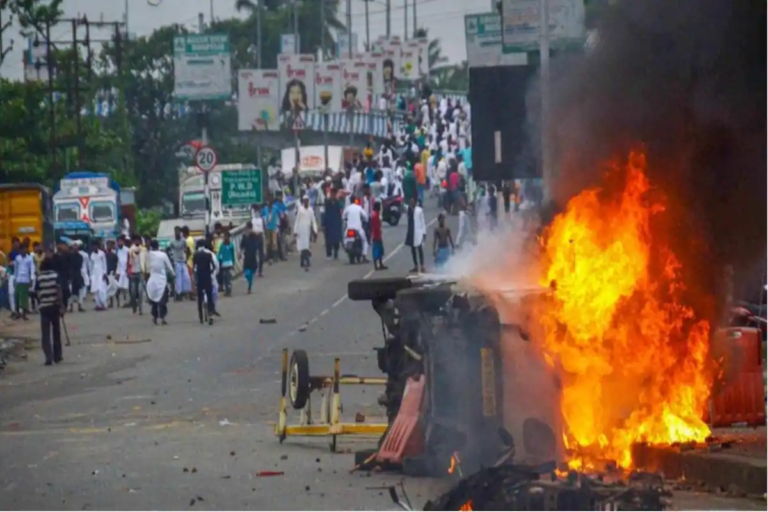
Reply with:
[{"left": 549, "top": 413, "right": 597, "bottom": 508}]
[{"left": 195, "top": 146, "right": 218, "bottom": 172}]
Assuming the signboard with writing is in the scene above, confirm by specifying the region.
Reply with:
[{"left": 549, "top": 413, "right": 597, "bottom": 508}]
[
  {"left": 465, "top": 12, "right": 529, "bottom": 67},
  {"left": 277, "top": 53, "right": 316, "bottom": 113},
  {"left": 314, "top": 62, "right": 342, "bottom": 112},
  {"left": 221, "top": 169, "right": 263, "bottom": 207},
  {"left": 501, "top": 0, "right": 585, "bottom": 52},
  {"left": 60, "top": 177, "right": 110, "bottom": 189},
  {"left": 173, "top": 34, "right": 232, "bottom": 100},
  {"left": 237, "top": 69, "right": 280, "bottom": 131},
  {"left": 280, "top": 33, "right": 298, "bottom": 54}
]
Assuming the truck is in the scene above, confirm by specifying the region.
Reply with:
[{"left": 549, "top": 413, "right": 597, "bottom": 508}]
[
  {"left": 156, "top": 163, "right": 260, "bottom": 248},
  {"left": 0, "top": 183, "right": 54, "bottom": 257},
  {"left": 53, "top": 171, "right": 122, "bottom": 240}
]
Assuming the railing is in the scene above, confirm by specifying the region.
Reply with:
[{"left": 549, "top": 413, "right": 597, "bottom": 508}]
[{"left": 63, "top": 91, "right": 468, "bottom": 138}]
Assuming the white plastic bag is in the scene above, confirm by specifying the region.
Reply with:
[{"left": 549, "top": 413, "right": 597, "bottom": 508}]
[{"left": 105, "top": 274, "right": 119, "bottom": 299}]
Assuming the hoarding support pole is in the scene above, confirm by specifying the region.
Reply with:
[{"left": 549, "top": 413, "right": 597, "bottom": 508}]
[
  {"left": 256, "top": 2, "right": 262, "bottom": 67},
  {"left": 347, "top": 108, "right": 354, "bottom": 148},
  {"left": 201, "top": 105, "right": 210, "bottom": 238},
  {"left": 404, "top": 0, "right": 408, "bottom": 40},
  {"left": 320, "top": 0, "right": 326, "bottom": 60},
  {"left": 346, "top": 0, "right": 352, "bottom": 59},
  {"left": 539, "top": 0, "right": 552, "bottom": 204},
  {"left": 413, "top": 0, "right": 417, "bottom": 37},
  {"left": 293, "top": 108, "right": 300, "bottom": 199},
  {"left": 364, "top": 0, "right": 370, "bottom": 50},
  {"left": 385, "top": 0, "right": 391, "bottom": 39},
  {"left": 323, "top": 111, "right": 329, "bottom": 174}
]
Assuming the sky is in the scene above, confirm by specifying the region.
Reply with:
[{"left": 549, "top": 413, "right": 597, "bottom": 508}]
[{"left": 0, "top": 0, "right": 495, "bottom": 80}]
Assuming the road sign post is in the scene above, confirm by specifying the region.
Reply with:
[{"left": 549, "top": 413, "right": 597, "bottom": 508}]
[
  {"left": 195, "top": 146, "right": 218, "bottom": 173},
  {"left": 221, "top": 169, "right": 263, "bottom": 208}
]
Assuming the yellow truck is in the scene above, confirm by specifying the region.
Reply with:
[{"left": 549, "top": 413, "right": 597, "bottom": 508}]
[{"left": 0, "top": 183, "right": 53, "bottom": 261}]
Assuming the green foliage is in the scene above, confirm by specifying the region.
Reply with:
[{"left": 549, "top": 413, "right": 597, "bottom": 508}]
[{"left": 135, "top": 209, "right": 162, "bottom": 238}]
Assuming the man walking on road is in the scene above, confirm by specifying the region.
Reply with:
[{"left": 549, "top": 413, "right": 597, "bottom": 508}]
[
  {"left": 323, "top": 188, "right": 343, "bottom": 260},
  {"left": 146, "top": 240, "right": 174, "bottom": 325},
  {"left": 36, "top": 254, "right": 63, "bottom": 366},
  {"left": 294, "top": 196, "right": 317, "bottom": 271},
  {"left": 128, "top": 235, "right": 146, "bottom": 315},
  {"left": 169, "top": 227, "right": 191, "bottom": 301},
  {"left": 193, "top": 239, "right": 216, "bottom": 325},
  {"left": 13, "top": 241, "right": 34, "bottom": 320},
  {"left": 241, "top": 220, "right": 264, "bottom": 293},
  {"left": 217, "top": 232, "right": 235, "bottom": 297}
]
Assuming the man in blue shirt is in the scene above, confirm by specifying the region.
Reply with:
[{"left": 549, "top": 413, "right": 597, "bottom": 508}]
[
  {"left": 461, "top": 142, "right": 472, "bottom": 176},
  {"left": 217, "top": 231, "right": 235, "bottom": 297},
  {"left": 262, "top": 197, "right": 278, "bottom": 264},
  {"left": 272, "top": 193, "right": 288, "bottom": 261}
]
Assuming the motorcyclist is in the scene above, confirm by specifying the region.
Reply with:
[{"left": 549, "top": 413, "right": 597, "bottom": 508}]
[{"left": 343, "top": 197, "right": 369, "bottom": 263}]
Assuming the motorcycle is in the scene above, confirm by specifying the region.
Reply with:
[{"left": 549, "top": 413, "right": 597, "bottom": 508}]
[
  {"left": 343, "top": 228, "right": 364, "bottom": 264},
  {"left": 382, "top": 195, "right": 403, "bottom": 227}
]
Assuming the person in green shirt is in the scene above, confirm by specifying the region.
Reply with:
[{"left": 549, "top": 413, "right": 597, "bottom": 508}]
[{"left": 402, "top": 161, "right": 417, "bottom": 203}]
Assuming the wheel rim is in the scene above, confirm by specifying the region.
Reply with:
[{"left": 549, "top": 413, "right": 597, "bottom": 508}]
[{"left": 289, "top": 362, "right": 299, "bottom": 405}]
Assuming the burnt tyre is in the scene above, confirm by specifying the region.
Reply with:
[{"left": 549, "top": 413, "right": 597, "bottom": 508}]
[
  {"left": 288, "top": 349, "right": 310, "bottom": 410},
  {"left": 347, "top": 277, "right": 412, "bottom": 301},
  {"left": 394, "top": 285, "right": 454, "bottom": 314}
]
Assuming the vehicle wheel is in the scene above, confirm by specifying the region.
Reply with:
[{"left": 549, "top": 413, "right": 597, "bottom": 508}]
[
  {"left": 395, "top": 286, "right": 454, "bottom": 313},
  {"left": 348, "top": 253, "right": 355, "bottom": 265},
  {"left": 347, "top": 277, "right": 413, "bottom": 301},
  {"left": 386, "top": 214, "right": 400, "bottom": 227},
  {"left": 288, "top": 350, "right": 310, "bottom": 410}
]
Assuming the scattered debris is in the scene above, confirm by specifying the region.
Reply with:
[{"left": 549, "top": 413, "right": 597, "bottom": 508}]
[
  {"left": 191, "top": 467, "right": 197, "bottom": 473},
  {"left": 298, "top": 325, "right": 307, "bottom": 332},
  {"left": 355, "top": 412, "right": 366, "bottom": 423},
  {"left": 280, "top": 455, "right": 288, "bottom": 460},
  {"left": 255, "top": 471, "right": 284, "bottom": 477},
  {"left": 218, "top": 419, "right": 233, "bottom": 427},
  {"left": 230, "top": 451, "right": 236, "bottom": 456},
  {"left": 305, "top": 485, "right": 310, "bottom": 492},
  {"left": 221, "top": 475, "right": 231, "bottom": 479},
  {"left": 189, "top": 498, "right": 196, "bottom": 507},
  {"left": 259, "top": 318, "right": 277, "bottom": 324}
]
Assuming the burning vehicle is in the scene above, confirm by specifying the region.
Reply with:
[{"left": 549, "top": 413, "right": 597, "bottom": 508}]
[{"left": 347, "top": 149, "right": 764, "bottom": 510}]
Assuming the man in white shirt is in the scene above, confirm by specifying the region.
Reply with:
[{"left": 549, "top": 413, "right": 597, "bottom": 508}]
[{"left": 343, "top": 199, "right": 369, "bottom": 262}]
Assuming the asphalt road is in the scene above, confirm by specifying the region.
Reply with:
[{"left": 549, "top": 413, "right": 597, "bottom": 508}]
[
  {"left": 0, "top": 202, "right": 449, "bottom": 511},
  {"left": 0, "top": 202, "right": 763, "bottom": 511}
]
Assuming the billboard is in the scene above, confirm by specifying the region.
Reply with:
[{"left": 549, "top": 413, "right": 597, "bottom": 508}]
[
  {"left": 237, "top": 69, "right": 280, "bottom": 131},
  {"left": 314, "top": 62, "right": 343, "bottom": 112},
  {"left": 340, "top": 60, "right": 368, "bottom": 111},
  {"left": 380, "top": 38, "right": 402, "bottom": 83},
  {"left": 400, "top": 42, "right": 420, "bottom": 81},
  {"left": 277, "top": 53, "right": 316, "bottom": 114},
  {"left": 501, "top": 0, "right": 586, "bottom": 51},
  {"left": 173, "top": 34, "right": 232, "bottom": 100}
]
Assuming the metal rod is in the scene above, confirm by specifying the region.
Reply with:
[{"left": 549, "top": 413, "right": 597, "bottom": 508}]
[
  {"left": 294, "top": 0, "right": 299, "bottom": 53},
  {"left": 385, "top": 0, "right": 391, "bottom": 39},
  {"left": 323, "top": 112, "right": 329, "bottom": 173},
  {"left": 365, "top": 0, "right": 370, "bottom": 50},
  {"left": 202, "top": 106, "right": 210, "bottom": 237},
  {"left": 412, "top": 0, "right": 417, "bottom": 36},
  {"left": 404, "top": 0, "right": 408, "bottom": 40},
  {"left": 210, "top": 0, "right": 214, "bottom": 26},
  {"left": 320, "top": 0, "right": 326, "bottom": 60},
  {"left": 346, "top": 0, "right": 352, "bottom": 59},
  {"left": 256, "top": 1, "right": 262, "bottom": 67},
  {"left": 72, "top": 18, "right": 83, "bottom": 167},
  {"left": 45, "top": 20, "right": 56, "bottom": 172}
]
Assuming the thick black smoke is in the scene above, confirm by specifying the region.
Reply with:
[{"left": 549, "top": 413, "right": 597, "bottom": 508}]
[{"left": 540, "top": 0, "right": 766, "bottom": 305}]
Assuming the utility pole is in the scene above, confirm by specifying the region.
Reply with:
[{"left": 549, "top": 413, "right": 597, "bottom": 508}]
[
  {"left": 385, "top": 0, "right": 391, "bottom": 39},
  {"left": 293, "top": 0, "right": 299, "bottom": 53},
  {"left": 412, "top": 0, "right": 417, "bottom": 37},
  {"left": 45, "top": 20, "right": 56, "bottom": 173},
  {"left": 346, "top": 0, "right": 352, "bottom": 59},
  {"left": 404, "top": 0, "right": 408, "bottom": 40},
  {"left": 71, "top": 18, "right": 83, "bottom": 167},
  {"left": 364, "top": 0, "right": 370, "bottom": 51},
  {"left": 320, "top": 0, "right": 325, "bottom": 60},
  {"left": 538, "top": 0, "right": 552, "bottom": 204},
  {"left": 209, "top": 0, "right": 214, "bottom": 26},
  {"left": 256, "top": 2, "right": 262, "bottom": 67}
]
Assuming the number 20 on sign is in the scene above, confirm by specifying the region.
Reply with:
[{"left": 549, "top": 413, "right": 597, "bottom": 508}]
[{"left": 195, "top": 146, "right": 218, "bottom": 172}]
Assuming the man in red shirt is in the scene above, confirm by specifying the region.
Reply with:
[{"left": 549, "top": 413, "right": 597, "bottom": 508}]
[{"left": 371, "top": 202, "right": 388, "bottom": 271}]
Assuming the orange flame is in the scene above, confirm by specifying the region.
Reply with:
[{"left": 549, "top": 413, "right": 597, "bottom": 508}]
[
  {"left": 459, "top": 500, "right": 473, "bottom": 511},
  {"left": 538, "top": 151, "right": 713, "bottom": 469}
]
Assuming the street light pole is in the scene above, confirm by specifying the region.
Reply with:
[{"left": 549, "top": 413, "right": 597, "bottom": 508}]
[
  {"left": 320, "top": 0, "right": 326, "bottom": 60},
  {"left": 293, "top": 0, "right": 299, "bottom": 53},
  {"left": 404, "top": 0, "right": 408, "bottom": 40},
  {"left": 364, "top": 0, "right": 370, "bottom": 51},
  {"left": 385, "top": 0, "right": 391, "bottom": 39}
]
